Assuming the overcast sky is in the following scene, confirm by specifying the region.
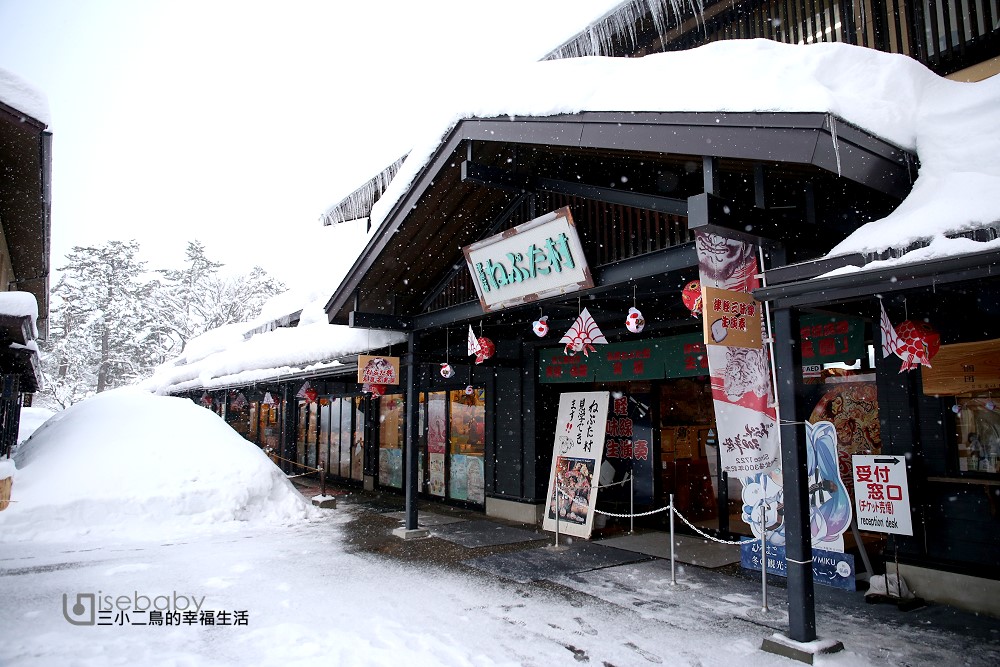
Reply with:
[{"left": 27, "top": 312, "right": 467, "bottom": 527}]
[{"left": 0, "top": 0, "right": 620, "bottom": 291}]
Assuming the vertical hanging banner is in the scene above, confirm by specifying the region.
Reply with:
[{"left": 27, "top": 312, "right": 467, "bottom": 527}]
[
  {"left": 694, "top": 231, "right": 779, "bottom": 476},
  {"left": 542, "top": 391, "right": 610, "bottom": 539}
]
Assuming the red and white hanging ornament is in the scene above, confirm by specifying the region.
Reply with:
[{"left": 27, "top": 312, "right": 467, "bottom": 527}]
[
  {"left": 468, "top": 324, "right": 494, "bottom": 364},
  {"left": 362, "top": 382, "right": 387, "bottom": 397},
  {"left": 200, "top": 391, "right": 213, "bottom": 408},
  {"left": 625, "top": 307, "right": 645, "bottom": 333},
  {"left": 880, "top": 301, "right": 941, "bottom": 372},
  {"left": 682, "top": 280, "right": 702, "bottom": 318},
  {"left": 262, "top": 391, "right": 277, "bottom": 406},
  {"left": 532, "top": 315, "right": 549, "bottom": 338},
  {"left": 560, "top": 307, "right": 608, "bottom": 357},
  {"left": 440, "top": 363, "right": 455, "bottom": 379}
]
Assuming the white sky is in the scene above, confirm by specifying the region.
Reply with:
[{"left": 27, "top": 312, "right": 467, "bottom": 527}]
[{"left": 0, "top": 0, "right": 621, "bottom": 291}]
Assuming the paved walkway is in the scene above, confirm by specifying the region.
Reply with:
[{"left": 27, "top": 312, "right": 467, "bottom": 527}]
[{"left": 294, "top": 478, "right": 1000, "bottom": 665}]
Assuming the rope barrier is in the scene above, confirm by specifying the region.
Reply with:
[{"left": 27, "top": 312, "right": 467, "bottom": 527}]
[
  {"left": 270, "top": 453, "right": 325, "bottom": 476},
  {"left": 554, "top": 485, "right": 748, "bottom": 545}
]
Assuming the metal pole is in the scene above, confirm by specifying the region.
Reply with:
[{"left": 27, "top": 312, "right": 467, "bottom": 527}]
[
  {"left": 670, "top": 493, "right": 676, "bottom": 585},
  {"left": 761, "top": 499, "right": 769, "bottom": 612},
  {"left": 554, "top": 486, "right": 561, "bottom": 548},
  {"left": 630, "top": 473, "right": 634, "bottom": 535}
]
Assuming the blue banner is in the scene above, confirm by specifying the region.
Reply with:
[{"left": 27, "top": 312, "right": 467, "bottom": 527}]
[{"left": 740, "top": 540, "right": 856, "bottom": 591}]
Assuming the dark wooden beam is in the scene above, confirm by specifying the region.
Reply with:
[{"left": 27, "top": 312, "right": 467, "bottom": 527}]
[{"left": 348, "top": 311, "right": 412, "bottom": 331}]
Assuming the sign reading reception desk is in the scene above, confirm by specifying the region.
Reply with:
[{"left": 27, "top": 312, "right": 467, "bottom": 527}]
[{"left": 463, "top": 207, "right": 593, "bottom": 312}]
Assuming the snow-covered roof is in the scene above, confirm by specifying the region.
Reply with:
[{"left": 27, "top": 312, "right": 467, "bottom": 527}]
[
  {"left": 141, "top": 291, "right": 407, "bottom": 395},
  {"left": 0, "top": 67, "right": 50, "bottom": 126},
  {"left": 326, "top": 40, "right": 999, "bottom": 273}
]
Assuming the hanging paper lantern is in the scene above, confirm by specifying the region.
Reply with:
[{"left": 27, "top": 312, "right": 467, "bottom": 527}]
[
  {"left": 440, "top": 362, "right": 455, "bottom": 378},
  {"left": 625, "top": 307, "right": 645, "bottom": 333},
  {"left": 682, "top": 280, "right": 702, "bottom": 318},
  {"left": 532, "top": 315, "right": 549, "bottom": 338},
  {"left": 305, "top": 387, "right": 319, "bottom": 402},
  {"left": 474, "top": 337, "right": 495, "bottom": 364},
  {"left": 560, "top": 307, "right": 608, "bottom": 357},
  {"left": 951, "top": 404, "right": 962, "bottom": 414}
]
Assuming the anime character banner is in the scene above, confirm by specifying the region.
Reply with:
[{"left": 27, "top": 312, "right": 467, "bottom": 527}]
[
  {"left": 694, "top": 231, "right": 779, "bottom": 476},
  {"left": 739, "top": 420, "right": 855, "bottom": 588},
  {"left": 543, "top": 391, "right": 610, "bottom": 539}
]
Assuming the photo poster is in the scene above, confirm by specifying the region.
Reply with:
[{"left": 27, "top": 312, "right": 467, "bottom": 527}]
[
  {"left": 543, "top": 391, "right": 611, "bottom": 539},
  {"left": 601, "top": 391, "right": 655, "bottom": 505}
]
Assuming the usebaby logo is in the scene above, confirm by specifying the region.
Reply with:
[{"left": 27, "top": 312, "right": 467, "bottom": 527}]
[{"left": 62, "top": 590, "right": 206, "bottom": 626}]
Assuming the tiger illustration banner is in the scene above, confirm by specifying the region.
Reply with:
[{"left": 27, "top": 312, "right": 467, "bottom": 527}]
[{"left": 694, "top": 231, "right": 780, "bottom": 476}]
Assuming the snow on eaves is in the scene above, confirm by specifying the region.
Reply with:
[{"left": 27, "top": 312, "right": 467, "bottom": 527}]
[
  {"left": 0, "top": 67, "right": 50, "bottom": 126},
  {"left": 350, "top": 40, "right": 998, "bottom": 268},
  {"left": 0, "top": 291, "right": 40, "bottom": 338},
  {"left": 141, "top": 321, "right": 406, "bottom": 395}
]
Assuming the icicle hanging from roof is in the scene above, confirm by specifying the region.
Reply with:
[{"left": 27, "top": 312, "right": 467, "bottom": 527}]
[
  {"left": 541, "top": 0, "right": 705, "bottom": 61},
  {"left": 320, "top": 155, "right": 408, "bottom": 226}
]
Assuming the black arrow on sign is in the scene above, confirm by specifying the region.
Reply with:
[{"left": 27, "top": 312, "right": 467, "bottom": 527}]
[{"left": 874, "top": 457, "right": 902, "bottom": 464}]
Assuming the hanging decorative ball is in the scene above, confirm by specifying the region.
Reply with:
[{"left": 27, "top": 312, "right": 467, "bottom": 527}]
[
  {"left": 625, "top": 307, "right": 645, "bottom": 333},
  {"left": 304, "top": 387, "right": 319, "bottom": 403},
  {"left": 465, "top": 385, "right": 474, "bottom": 396},
  {"left": 440, "top": 362, "right": 455, "bottom": 378},
  {"left": 682, "top": 280, "right": 703, "bottom": 318},
  {"left": 894, "top": 319, "right": 941, "bottom": 371},
  {"left": 952, "top": 404, "right": 962, "bottom": 414},
  {"left": 474, "top": 337, "right": 495, "bottom": 364},
  {"left": 532, "top": 315, "right": 549, "bottom": 338},
  {"left": 986, "top": 399, "right": 996, "bottom": 412}
]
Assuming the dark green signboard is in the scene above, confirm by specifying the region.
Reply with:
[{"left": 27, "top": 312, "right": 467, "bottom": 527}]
[
  {"left": 539, "top": 333, "right": 708, "bottom": 383},
  {"left": 799, "top": 314, "right": 865, "bottom": 365}
]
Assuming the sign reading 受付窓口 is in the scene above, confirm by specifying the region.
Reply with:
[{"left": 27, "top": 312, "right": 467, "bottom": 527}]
[
  {"left": 852, "top": 455, "right": 913, "bottom": 536},
  {"left": 463, "top": 207, "right": 592, "bottom": 312}
]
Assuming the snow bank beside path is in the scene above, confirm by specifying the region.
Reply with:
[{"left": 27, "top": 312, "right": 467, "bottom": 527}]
[{"left": 0, "top": 389, "right": 314, "bottom": 542}]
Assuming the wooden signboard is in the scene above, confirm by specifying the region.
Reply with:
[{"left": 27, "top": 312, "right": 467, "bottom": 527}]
[
  {"left": 921, "top": 339, "right": 1000, "bottom": 395},
  {"left": 701, "top": 286, "right": 762, "bottom": 348},
  {"left": 357, "top": 355, "right": 400, "bottom": 385}
]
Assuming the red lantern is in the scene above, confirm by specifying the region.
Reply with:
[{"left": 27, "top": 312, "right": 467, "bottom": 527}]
[
  {"left": 363, "top": 382, "right": 387, "bottom": 396},
  {"left": 304, "top": 387, "right": 319, "bottom": 402},
  {"left": 682, "top": 280, "right": 702, "bottom": 318},
  {"left": 474, "top": 337, "right": 495, "bottom": 364}
]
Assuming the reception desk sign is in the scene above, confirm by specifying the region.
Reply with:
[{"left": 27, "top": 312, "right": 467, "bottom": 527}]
[{"left": 463, "top": 207, "right": 592, "bottom": 312}]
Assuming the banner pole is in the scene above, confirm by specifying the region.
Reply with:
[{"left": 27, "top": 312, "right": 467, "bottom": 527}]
[
  {"left": 761, "top": 499, "right": 769, "bottom": 612},
  {"left": 554, "top": 487, "right": 560, "bottom": 548},
  {"left": 670, "top": 493, "right": 676, "bottom": 585},
  {"left": 630, "top": 473, "right": 634, "bottom": 535}
]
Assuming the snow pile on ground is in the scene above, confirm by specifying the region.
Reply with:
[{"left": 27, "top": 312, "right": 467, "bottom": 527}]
[
  {"left": 0, "top": 388, "right": 314, "bottom": 542},
  {"left": 16, "top": 406, "right": 54, "bottom": 444}
]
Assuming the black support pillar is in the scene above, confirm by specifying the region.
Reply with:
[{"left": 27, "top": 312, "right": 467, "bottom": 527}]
[
  {"left": 404, "top": 330, "right": 421, "bottom": 530},
  {"left": 772, "top": 306, "right": 817, "bottom": 643}
]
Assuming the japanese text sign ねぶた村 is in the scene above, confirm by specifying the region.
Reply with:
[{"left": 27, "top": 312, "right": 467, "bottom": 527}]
[{"left": 851, "top": 455, "right": 913, "bottom": 536}]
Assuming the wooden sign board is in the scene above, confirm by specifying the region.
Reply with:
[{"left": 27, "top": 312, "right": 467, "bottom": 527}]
[
  {"left": 701, "top": 286, "right": 762, "bottom": 348},
  {"left": 357, "top": 355, "right": 400, "bottom": 385},
  {"left": 921, "top": 339, "right": 1000, "bottom": 395}
]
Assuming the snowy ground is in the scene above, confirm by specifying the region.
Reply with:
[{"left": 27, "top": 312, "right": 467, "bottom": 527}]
[
  {"left": 3, "top": 505, "right": 999, "bottom": 667},
  {"left": 2, "top": 391, "right": 998, "bottom": 666}
]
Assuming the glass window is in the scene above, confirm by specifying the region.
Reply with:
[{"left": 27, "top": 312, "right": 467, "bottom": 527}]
[
  {"left": 351, "top": 396, "right": 365, "bottom": 481},
  {"left": 378, "top": 394, "right": 405, "bottom": 488},
  {"left": 319, "top": 399, "right": 331, "bottom": 474},
  {"left": 260, "top": 401, "right": 281, "bottom": 459},
  {"left": 954, "top": 395, "right": 1000, "bottom": 475},
  {"left": 426, "top": 391, "right": 447, "bottom": 497},
  {"left": 449, "top": 388, "right": 485, "bottom": 504}
]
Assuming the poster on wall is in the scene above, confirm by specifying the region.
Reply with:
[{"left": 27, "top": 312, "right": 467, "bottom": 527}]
[
  {"left": 694, "top": 231, "right": 779, "bottom": 476},
  {"left": 427, "top": 397, "right": 447, "bottom": 497},
  {"left": 542, "top": 391, "right": 610, "bottom": 539}
]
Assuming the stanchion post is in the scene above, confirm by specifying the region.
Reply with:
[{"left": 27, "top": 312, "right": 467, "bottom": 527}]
[
  {"left": 630, "top": 473, "right": 634, "bottom": 535},
  {"left": 321, "top": 468, "right": 327, "bottom": 497},
  {"left": 554, "top": 487, "right": 561, "bottom": 548},
  {"left": 669, "top": 493, "right": 676, "bottom": 585},
  {"left": 760, "top": 499, "right": 769, "bottom": 612}
]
